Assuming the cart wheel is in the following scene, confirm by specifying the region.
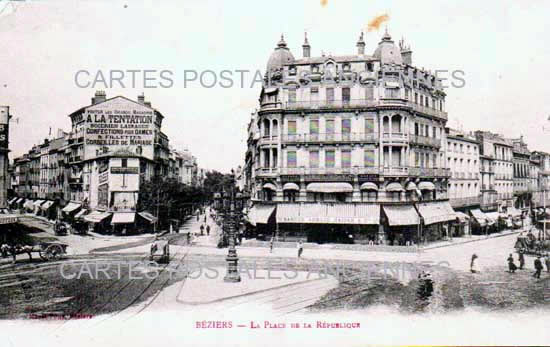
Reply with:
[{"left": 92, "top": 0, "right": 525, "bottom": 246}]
[
  {"left": 45, "top": 245, "right": 63, "bottom": 261},
  {"left": 39, "top": 251, "right": 47, "bottom": 260}
]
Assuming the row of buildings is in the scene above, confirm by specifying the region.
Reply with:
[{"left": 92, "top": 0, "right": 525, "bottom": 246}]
[
  {"left": 8, "top": 92, "right": 204, "bottom": 232},
  {"left": 242, "top": 30, "right": 550, "bottom": 245}
]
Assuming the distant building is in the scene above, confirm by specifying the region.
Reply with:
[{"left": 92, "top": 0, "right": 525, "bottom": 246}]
[{"left": 445, "top": 128, "right": 480, "bottom": 213}]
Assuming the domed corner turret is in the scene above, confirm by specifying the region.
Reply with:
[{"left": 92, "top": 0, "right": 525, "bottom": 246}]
[
  {"left": 266, "top": 34, "right": 296, "bottom": 73},
  {"left": 373, "top": 28, "right": 403, "bottom": 65}
]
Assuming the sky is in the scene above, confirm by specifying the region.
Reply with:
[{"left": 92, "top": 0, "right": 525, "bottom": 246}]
[{"left": 1, "top": 0, "right": 549, "bottom": 172}]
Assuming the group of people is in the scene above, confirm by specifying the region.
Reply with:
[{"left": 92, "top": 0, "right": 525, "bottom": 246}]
[{"left": 507, "top": 251, "right": 549, "bottom": 278}]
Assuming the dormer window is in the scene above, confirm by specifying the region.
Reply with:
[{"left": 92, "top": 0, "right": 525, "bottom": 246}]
[
  {"left": 343, "top": 63, "right": 351, "bottom": 71},
  {"left": 288, "top": 65, "right": 297, "bottom": 76},
  {"left": 312, "top": 64, "right": 319, "bottom": 73},
  {"left": 366, "top": 62, "right": 373, "bottom": 72}
]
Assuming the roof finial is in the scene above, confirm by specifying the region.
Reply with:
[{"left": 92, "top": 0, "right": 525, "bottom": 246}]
[
  {"left": 277, "top": 34, "right": 287, "bottom": 48},
  {"left": 303, "top": 31, "right": 309, "bottom": 46},
  {"left": 382, "top": 26, "right": 391, "bottom": 40}
]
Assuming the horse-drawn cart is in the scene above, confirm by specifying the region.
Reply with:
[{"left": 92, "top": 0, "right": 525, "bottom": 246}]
[{"left": 1, "top": 241, "right": 68, "bottom": 262}]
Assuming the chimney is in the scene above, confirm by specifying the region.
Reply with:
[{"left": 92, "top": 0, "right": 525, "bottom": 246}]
[
  {"left": 356, "top": 32, "right": 365, "bottom": 55},
  {"left": 302, "top": 32, "right": 311, "bottom": 58},
  {"left": 137, "top": 93, "right": 145, "bottom": 104},
  {"left": 144, "top": 101, "right": 152, "bottom": 107},
  {"left": 91, "top": 90, "right": 106, "bottom": 105},
  {"left": 399, "top": 38, "right": 412, "bottom": 65}
]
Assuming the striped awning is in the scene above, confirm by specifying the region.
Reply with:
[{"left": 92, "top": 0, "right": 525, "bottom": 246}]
[
  {"left": 247, "top": 204, "right": 276, "bottom": 225},
  {"left": 138, "top": 211, "right": 158, "bottom": 223},
  {"left": 418, "top": 181, "right": 436, "bottom": 191},
  {"left": 416, "top": 201, "right": 456, "bottom": 225},
  {"left": 360, "top": 182, "right": 378, "bottom": 191},
  {"left": 470, "top": 209, "right": 489, "bottom": 227},
  {"left": 40, "top": 200, "right": 54, "bottom": 211},
  {"left": 306, "top": 182, "right": 353, "bottom": 193},
  {"left": 282, "top": 182, "right": 300, "bottom": 191},
  {"left": 383, "top": 205, "right": 420, "bottom": 226},
  {"left": 277, "top": 203, "right": 380, "bottom": 225},
  {"left": 62, "top": 202, "right": 81, "bottom": 213},
  {"left": 405, "top": 182, "right": 418, "bottom": 191},
  {"left": 84, "top": 211, "right": 112, "bottom": 223},
  {"left": 111, "top": 212, "right": 135, "bottom": 224},
  {"left": 385, "top": 182, "right": 404, "bottom": 192},
  {"left": 8, "top": 197, "right": 18, "bottom": 205},
  {"left": 15, "top": 198, "right": 24, "bottom": 204},
  {"left": 263, "top": 183, "right": 277, "bottom": 191},
  {"left": 75, "top": 209, "right": 87, "bottom": 219},
  {"left": 34, "top": 200, "right": 45, "bottom": 207}
]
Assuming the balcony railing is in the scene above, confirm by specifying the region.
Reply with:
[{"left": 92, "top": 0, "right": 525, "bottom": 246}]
[
  {"left": 450, "top": 196, "right": 481, "bottom": 207},
  {"left": 281, "top": 133, "right": 378, "bottom": 144},
  {"left": 409, "top": 167, "right": 451, "bottom": 178},
  {"left": 280, "top": 99, "right": 447, "bottom": 120},
  {"left": 409, "top": 134, "right": 441, "bottom": 148},
  {"left": 381, "top": 132, "right": 408, "bottom": 143}
]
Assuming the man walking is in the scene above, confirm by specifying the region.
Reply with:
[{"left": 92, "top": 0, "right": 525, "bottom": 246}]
[
  {"left": 533, "top": 256, "right": 543, "bottom": 279},
  {"left": 206, "top": 225, "right": 210, "bottom": 236},
  {"left": 269, "top": 236, "right": 274, "bottom": 253},
  {"left": 297, "top": 240, "right": 303, "bottom": 259},
  {"left": 200, "top": 224, "right": 204, "bottom": 236},
  {"left": 545, "top": 253, "right": 550, "bottom": 273}
]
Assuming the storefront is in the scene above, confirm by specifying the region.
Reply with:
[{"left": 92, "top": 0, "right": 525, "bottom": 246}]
[
  {"left": 382, "top": 205, "right": 420, "bottom": 245},
  {"left": 416, "top": 201, "right": 457, "bottom": 242},
  {"left": 453, "top": 212, "right": 470, "bottom": 237},
  {"left": 276, "top": 203, "right": 380, "bottom": 243},
  {"left": 84, "top": 211, "right": 112, "bottom": 233}
]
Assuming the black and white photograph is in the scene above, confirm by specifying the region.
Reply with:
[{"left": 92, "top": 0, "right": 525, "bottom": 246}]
[{"left": 0, "top": 1, "right": 549, "bottom": 346}]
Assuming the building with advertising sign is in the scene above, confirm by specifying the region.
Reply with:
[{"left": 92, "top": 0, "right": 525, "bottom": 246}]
[
  {"left": 10, "top": 92, "right": 202, "bottom": 234},
  {"left": 243, "top": 31, "right": 454, "bottom": 245}
]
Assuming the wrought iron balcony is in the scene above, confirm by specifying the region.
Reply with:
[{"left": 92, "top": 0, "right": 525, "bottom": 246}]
[
  {"left": 281, "top": 132, "right": 378, "bottom": 144},
  {"left": 409, "top": 134, "right": 441, "bottom": 148}
]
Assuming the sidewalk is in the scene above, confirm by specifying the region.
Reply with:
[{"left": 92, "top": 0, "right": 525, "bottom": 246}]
[{"left": 421, "top": 228, "right": 523, "bottom": 250}]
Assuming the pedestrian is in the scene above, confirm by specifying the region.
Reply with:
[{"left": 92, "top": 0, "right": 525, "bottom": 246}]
[
  {"left": 470, "top": 253, "right": 479, "bottom": 273},
  {"left": 269, "top": 236, "right": 274, "bottom": 253},
  {"left": 200, "top": 224, "right": 204, "bottom": 236},
  {"left": 204, "top": 215, "right": 207, "bottom": 223},
  {"left": 533, "top": 256, "right": 543, "bottom": 279},
  {"left": 518, "top": 250, "right": 525, "bottom": 270},
  {"left": 507, "top": 254, "right": 517, "bottom": 273},
  {"left": 545, "top": 253, "right": 550, "bottom": 273},
  {"left": 187, "top": 232, "right": 191, "bottom": 244},
  {"left": 206, "top": 225, "right": 210, "bottom": 236},
  {"left": 196, "top": 213, "right": 199, "bottom": 222},
  {"left": 297, "top": 240, "right": 303, "bottom": 258}
]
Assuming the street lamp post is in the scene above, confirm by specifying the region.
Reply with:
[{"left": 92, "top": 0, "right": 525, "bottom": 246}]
[{"left": 213, "top": 176, "right": 248, "bottom": 283}]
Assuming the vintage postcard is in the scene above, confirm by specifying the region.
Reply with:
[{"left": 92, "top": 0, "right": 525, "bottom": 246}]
[{"left": 0, "top": 0, "right": 549, "bottom": 346}]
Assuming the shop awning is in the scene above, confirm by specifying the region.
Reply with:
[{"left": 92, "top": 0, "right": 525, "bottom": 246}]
[
  {"left": 470, "top": 209, "right": 489, "bottom": 227},
  {"left": 418, "top": 181, "right": 436, "bottom": 191},
  {"left": 75, "top": 209, "right": 87, "bottom": 219},
  {"left": 455, "top": 212, "right": 470, "bottom": 222},
  {"left": 24, "top": 200, "right": 35, "bottom": 209},
  {"left": 485, "top": 212, "right": 501, "bottom": 222},
  {"left": 84, "top": 211, "right": 112, "bottom": 223},
  {"left": 0, "top": 215, "right": 19, "bottom": 224},
  {"left": 111, "top": 212, "right": 135, "bottom": 224},
  {"left": 278, "top": 203, "right": 380, "bottom": 225},
  {"left": 416, "top": 201, "right": 456, "bottom": 225},
  {"left": 383, "top": 205, "right": 420, "bottom": 226},
  {"left": 33, "top": 200, "right": 45, "bottom": 207},
  {"left": 385, "top": 182, "right": 404, "bottom": 192},
  {"left": 506, "top": 207, "right": 522, "bottom": 217},
  {"left": 138, "top": 211, "right": 158, "bottom": 223},
  {"left": 15, "top": 198, "right": 23, "bottom": 204},
  {"left": 282, "top": 182, "right": 300, "bottom": 191},
  {"left": 276, "top": 203, "right": 301, "bottom": 223},
  {"left": 360, "top": 182, "right": 378, "bottom": 191},
  {"left": 40, "top": 200, "right": 54, "bottom": 211},
  {"left": 263, "top": 183, "right": 277, "bottom": 191},
  {"left": 306, "top": 182, "right": 353, "bottom": 193},
  {"left": 405, "top": 182, "right": 417, "bottom": 191},
  {"left": 8, "top": 197, "right": 18, "bottom": 205},
  {"left": 62, "top": 202, "right": 81, "bottom": 213},
  {"left": 248, "top": 204, "right": 276, "bottom": 225}
]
